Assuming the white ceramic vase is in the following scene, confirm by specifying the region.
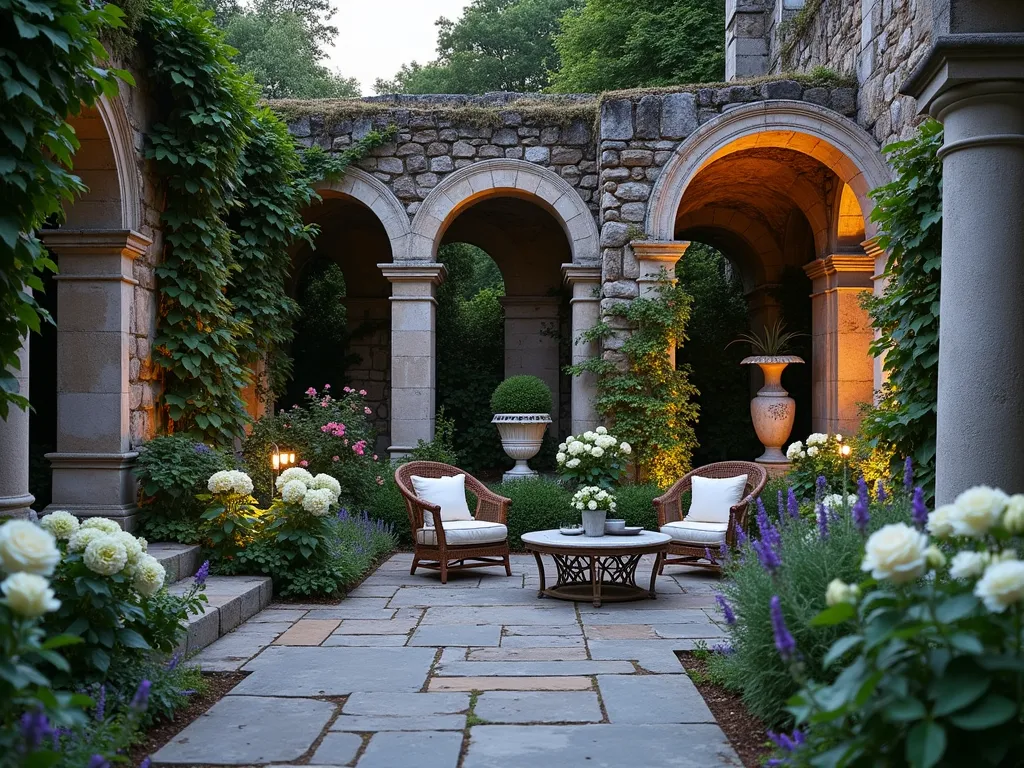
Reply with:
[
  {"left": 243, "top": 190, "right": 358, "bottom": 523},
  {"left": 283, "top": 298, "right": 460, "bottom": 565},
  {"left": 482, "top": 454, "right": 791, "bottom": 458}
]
[
  {"left": 741, "top": 356, "right": 804, "bottom": 464},
  {"left": 492, "top": 413, "right": 552, "bottom": 481},
  {"left": 581, "top": 509, "right": 607, "bottom": 537}
]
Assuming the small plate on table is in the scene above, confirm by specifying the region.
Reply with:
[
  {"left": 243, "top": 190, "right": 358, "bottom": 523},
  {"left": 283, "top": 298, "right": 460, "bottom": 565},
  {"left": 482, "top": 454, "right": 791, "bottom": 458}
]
[
  {"left": 559, "top": 527, "right": 584, "bottom": 536},
  {"left": 606, "top": 526, "right": 643, "bottom": 536}
]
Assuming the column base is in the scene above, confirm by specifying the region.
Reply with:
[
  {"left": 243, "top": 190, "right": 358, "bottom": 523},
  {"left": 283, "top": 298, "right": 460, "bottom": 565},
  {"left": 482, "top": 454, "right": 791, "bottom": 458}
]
[
  {"left": 45, "top": 451, "right": 141, "bottom": 530},
  {"left": 0, "top": 492, "right": 36, "bottom": 520}
]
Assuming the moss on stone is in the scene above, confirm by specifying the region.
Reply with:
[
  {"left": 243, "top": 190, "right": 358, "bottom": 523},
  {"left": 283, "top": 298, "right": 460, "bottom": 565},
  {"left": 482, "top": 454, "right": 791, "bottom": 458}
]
[{"left": 598, "top": 69, "right": 855, "bottom": 103}]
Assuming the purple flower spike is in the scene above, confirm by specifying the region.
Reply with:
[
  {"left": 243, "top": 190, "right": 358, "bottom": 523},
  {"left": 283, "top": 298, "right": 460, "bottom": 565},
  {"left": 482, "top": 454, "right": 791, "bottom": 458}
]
[
  {"left": 815, "top": 475, "right": 827, "bottom": 501},
  {"left": 787, "top": 488, "right": 799, "bottom": 519},
  {"left": 753, "top": 539, "right": 781, "bottom": 573},
  {"left": 816, "top": 502, "right": 829, "bottom": 540},
  {"left": 734, "top": 521, "right": 747, "bottom": 547},
  {"left": 130, "top": 679, "right": 151, "bottom": 711},
  {"left": 87, "top": 757, "right": 110, "bottom": 768},
  {"left": 903, "top": 456, "right": 914, "bottom": 491},
  {"left": 193, "top": 560, "right": 210, "bottom": 587},
  {"left": 718, "top": 540, "right": 729, "bottom": 563},
  {"left": 876, "top": 480, "right": 887, "bottom": 503},
  {"left": 715, "top": 593, "right": 737, "bottom": 625},
  {"left": 704, "top": 547, "right": 715, "bottom": 563},
  {"left": 20, "top": 711, "right": 52, "bottom": 750},
  {"left": 94, "top": 683, "right": 106, "bottom": 721},
  {"left": 770, "top": 595, "right": 797, "bottom": 662},
  {"left": 777, "top": 490, "right": 784, "bottom": 519},
  {"left": 912, "top": 487, "right": 928, "bottom": 529},
  {"left": 140, "top": 759, "right": 152, "bottom": 768},
  {"left": 712, "top": 642, "right": 734, "bottom": 655},
  {"left": 851, "top": 476, "right": 870, "bottom": 534}
]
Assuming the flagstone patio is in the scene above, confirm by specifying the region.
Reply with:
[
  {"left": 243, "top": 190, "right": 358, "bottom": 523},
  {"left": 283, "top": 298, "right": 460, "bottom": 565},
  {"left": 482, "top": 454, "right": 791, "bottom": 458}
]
[{"left": 152, "top": 552, "right": 738, "bottom": 767}]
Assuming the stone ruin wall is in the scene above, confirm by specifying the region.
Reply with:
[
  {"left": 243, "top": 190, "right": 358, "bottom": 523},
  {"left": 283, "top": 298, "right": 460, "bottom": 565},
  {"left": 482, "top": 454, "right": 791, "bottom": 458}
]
[{"left": 775, "top": 0, "right": 934, "bottom": 146}]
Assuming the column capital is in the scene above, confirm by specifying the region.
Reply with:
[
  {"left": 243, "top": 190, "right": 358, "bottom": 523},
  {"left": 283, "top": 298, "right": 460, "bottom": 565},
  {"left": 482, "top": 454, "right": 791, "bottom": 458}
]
[
  {"left": 630, "top": 240, "right": 691, "bottom": 264},
  {"left": 561, "top": 263, "right": 602, "bottom": 285},
  {"left": 378, "top": 262, "right": 446, "bottom": 284},
  {"left": 40, "top": 229, "right": 152, "bottom": 259},
  {"left": 901, "top": 33, "right": 1024, "bottom": 115},
  {"left": 804, "top": 254, "right": 875, "bottom": 293}
]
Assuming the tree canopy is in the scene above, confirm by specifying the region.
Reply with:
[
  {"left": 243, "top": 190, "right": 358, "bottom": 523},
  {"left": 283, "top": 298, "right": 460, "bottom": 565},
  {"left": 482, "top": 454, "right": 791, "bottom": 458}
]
[
  {"left": 374, "top": 0, "right": 575, "bottom": 94},
  {"left": 549, "top": 0, "right": 725, "bottom": 92}
]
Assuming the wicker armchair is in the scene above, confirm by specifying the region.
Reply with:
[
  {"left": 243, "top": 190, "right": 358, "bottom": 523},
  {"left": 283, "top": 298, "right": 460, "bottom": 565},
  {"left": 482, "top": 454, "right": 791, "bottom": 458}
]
[
  {"left": 653, "top": 461, "right": 768, "bottom": 573},
  {"left": 395, "top": 461, "right": 513, "bottom": 583}
]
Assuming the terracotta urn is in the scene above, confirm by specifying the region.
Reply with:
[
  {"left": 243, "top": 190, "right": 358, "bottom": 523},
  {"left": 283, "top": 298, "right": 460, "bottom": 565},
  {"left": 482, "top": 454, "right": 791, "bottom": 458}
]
[
  {"left": 492, "top": 413, "right": 552, "bottom": 481},
  {"left": 741, "top": 356, "right": 804, "bottom": 464}
]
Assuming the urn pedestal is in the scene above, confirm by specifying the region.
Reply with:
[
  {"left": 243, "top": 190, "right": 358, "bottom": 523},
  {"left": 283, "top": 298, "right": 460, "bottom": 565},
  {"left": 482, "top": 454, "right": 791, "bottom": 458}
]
[
  {"left": 492, "top": 414, "right": 552, "bottom": 481},
  {"left": 742, "top": 356, "right": 804, "bottom": 465}
]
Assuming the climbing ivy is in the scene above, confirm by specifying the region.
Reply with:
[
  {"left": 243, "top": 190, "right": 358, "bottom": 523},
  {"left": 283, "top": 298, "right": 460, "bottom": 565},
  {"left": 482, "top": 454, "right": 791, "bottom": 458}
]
[
  {"left": 0, "top": 0, "right": 128, "bottom": 417},
  {"left": 861, "top": 120, "right": 943, "bottom": 496},
  {"left": 570, "top": 273, "right": 700, "bottom": 488}
]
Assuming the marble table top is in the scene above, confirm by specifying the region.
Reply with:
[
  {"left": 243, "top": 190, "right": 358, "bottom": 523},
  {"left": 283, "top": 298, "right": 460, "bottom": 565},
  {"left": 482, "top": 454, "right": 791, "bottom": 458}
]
[{"left": 521, "top": 529, "right": 671, "bottom": 549}]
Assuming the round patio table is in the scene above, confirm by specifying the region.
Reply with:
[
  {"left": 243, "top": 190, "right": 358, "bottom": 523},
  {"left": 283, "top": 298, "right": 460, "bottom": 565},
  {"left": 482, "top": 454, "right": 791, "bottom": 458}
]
[{"left": 521, "top": 529, "right": 672, "bottom": 608}]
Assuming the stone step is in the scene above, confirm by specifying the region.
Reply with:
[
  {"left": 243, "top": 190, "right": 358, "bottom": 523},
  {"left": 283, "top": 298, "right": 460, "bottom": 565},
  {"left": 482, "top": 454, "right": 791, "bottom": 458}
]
[
  {"left": 169, "top": 575, "right": 273, "bottom": 655},
  {"left": 148, "top": 542, "right": 203, "bottom": 584}
]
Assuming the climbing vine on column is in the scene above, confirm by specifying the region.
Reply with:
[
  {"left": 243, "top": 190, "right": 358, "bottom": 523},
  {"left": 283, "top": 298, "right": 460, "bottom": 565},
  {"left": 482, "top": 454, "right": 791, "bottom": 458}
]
[
  {"left": 570, "top": 275, "right": 700, "bottom": 488},
  {"left": 0, "top": 0, "right": 127, "bottom": 417}
]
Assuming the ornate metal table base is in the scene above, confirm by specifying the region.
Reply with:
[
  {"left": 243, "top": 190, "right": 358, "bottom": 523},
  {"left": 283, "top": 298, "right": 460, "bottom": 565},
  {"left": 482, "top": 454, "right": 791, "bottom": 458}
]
[{"left": 530, "top": 550, "right": 665, "bottom": 607}]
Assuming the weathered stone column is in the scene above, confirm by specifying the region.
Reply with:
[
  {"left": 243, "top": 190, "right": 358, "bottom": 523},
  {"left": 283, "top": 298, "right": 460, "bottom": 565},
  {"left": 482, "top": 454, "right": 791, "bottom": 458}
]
[
  {"left": 380, "top": 263, "right": 445, "bottom": 457},
  {"left": 501, "top": 296, "right": 561, "bottom": 428},
  {"left": 631, "top": 241, "right": 690, "bottom": 367},
  {"left": 0, "top": 335, "right": 34, "bottom": 519},
  {"left": 904, "top": 35, "right": 1024, "bottom": 501},
  {"left": 40, "top": 230, "right": 151, "bottom": 528},
  {"left": 803, "top": 255, "right": 875, "bottom": 436},
  {"left": 563, "top": 265, "right": 602, "bottom": 435}
]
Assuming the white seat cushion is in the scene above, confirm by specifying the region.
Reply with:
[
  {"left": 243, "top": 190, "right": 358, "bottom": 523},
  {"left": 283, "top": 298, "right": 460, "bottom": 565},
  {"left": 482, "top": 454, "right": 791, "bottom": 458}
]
[
  {"left": 686, "top": 474, "right": 748, "bottom": 524},
  {"left": 416, "top": 520, "right": 508, "bottom": 547},
  {"left": 411, "top": 474, "right": 474, "bottom": 527},
  {"left": 661, "top": 520, "right": 729, "bottom": 546}
]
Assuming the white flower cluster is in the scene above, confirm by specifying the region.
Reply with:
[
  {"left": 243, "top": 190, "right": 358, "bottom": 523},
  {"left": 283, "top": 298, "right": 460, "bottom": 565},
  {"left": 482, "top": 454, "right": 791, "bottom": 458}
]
[
  {"left": 208, "top": 469, "right": 255, "bottom": 496},
  {"left": 785, "top": 441, "right": 805, "bottom": 460},
  {"left": 274, "top": 467, "right": 340, "bottom": 516},
  {"left": 853, "top": 486, "right": 1024, "bottom": 614},
  {"left": 787, "top": 433, "right": 843, "bottom": 461},
  {"left": 556, "top": 426, "right": 631, "bottom": 470},
  {"left": 571, "top": 485, "right": 616, "bottom": 513},
  {"left": 822, "top": 494, "right": 858, "bottom": 510},
  {"left": 0, "top": 517, "right": 63, "bottom": 618}
]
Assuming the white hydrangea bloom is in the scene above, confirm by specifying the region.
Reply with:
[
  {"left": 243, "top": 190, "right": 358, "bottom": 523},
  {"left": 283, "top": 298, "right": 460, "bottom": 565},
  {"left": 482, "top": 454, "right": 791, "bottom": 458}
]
[
  {"left": 0, "top": 521, "right": 61, "bottom": 577},
  {"left": 80, "top": 517, "right": 121, "bottom": 535},
  {"left": 276, "top": 467, "right": 314, "bottom": 490},
  {"left": 582, "top": 431, "right": 596, "bottom": 442},
  {"left": 587, "top": 500, "right": 598, "bottom": 510},
  {"left": 558, "top": 443, "right": 567, "bottom": 452},
  {"left": 281, "top": 480, "right": 307, "bottom": 504},
  {"left": 302, "top": 488, "right": 335, "bottom": 516},
  {"left": 67, "top": 527, "right": 105, "bottom": 554},
  {"left": 786, "top": 442, "right": 804, "bottom": 460},
  {"left": 591, "top": 446, "right": 604, "bottom": 458},
  {"left": 596, "top": 426, "right": 608, "bottom": 435},
  {"left": 310, "top": 473, "right": 341, "bottom": 497},
  {"left": 228, "top": 470, "right": 254, "bottom": 496},
  {"left": 132, "top": 554, "right": 166, "bottom": 597},
  {"left": 619, "top": 442, "right": 631, "bottom": 455},
  {"left": 83, "top": 536, "right": 128, "bottom": 576},
  {"left": 805, "top": 433, "right": 828, "bottom": 447},
  {"left": 565, "top": 436, "right": 575, "bottom": 444},
  {"left": 806, "top": 446, "right": 819, "bottom": 457},
  {"left": 39, "top": 510, "right": 79, "bottom": 540},
  {"left": 567, "top": 441, "right": 585, "bottom": 456},
  {"left": 975, "top": 560, "right": 1024, "bottom": 612},
  {"left": 566, "top": 458, "right": 580, "bottom": 468},
  {"left": 556, "top": 452, "right": 566, "bottom": 464},
  {"left": 208, "top": 470, "right": 235, "bottom": 493}
]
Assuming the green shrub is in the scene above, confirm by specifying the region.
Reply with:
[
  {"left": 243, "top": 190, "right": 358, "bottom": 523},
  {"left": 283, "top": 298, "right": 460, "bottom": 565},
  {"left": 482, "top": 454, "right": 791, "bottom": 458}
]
[
  {"left": 718, "top": 494, "right": 913, "bottom": 725},
  {"left": 135, "top": 436, "right": 233, "bottom": 543},
  {"left": 366, "top": 468, "right": 411, "bottom": 546},
  {"left": 408, "top": 408, "right": 460, "bottom": 465},
  {"left": 490, "top": 375, "right": 553, "bottom": 415},
  {"left": 611, "top": 483, "right": 660, "bottom": 530},
  {"left": 493, "top": 477, "right": 571, "bottom": 548}
]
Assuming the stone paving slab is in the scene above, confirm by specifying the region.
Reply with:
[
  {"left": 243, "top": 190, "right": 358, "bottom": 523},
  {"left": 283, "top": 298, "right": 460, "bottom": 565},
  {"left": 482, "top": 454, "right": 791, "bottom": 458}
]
[
  {"left": 579, "top": 608, "right": 712, "bottom": 625},
  {"left": 436, "top": 660, "right": 635, "bottom": 676},
  {"left": 357, "top": 731, "right": 463, "bottom": 768},
  {"left": 474, "top": 691, "right": 603, "bottom": 724},
  {"left": 651, "top": 623, "right": 728, "bottom": 640},
  {"left": 322, "top": 634, "right": 409, "bottom": 646},
  {"left": 249, "top": 609, "right": 308, "bottom": 623},
  {"left": 500, "top": 634, "right": 586, "bottom": 649},
  {"left": 310, "top": 732, "right": 362, "bottom": 765},
  {"left": 332, "top": 617, "right": 419, "bottom": 634},
  {"left": 152, "top": 695, "right": 335, "bottom": 765},
  {"left": 428, "top": 676, "right": 593, "bottom": 692},
  {"left": 410, "top": 624, "right": 503, "bottom": 647},
  {"left": 304, "top": 607, "right": 399, "bottom": 620},
  {"left": 331, "top": 714, "right": 467, "bottom": 731},
  {"left": 343, "top": 692, "right": 470, "bottom": 715},
  {"left": 347, "top": 584, "right": 400, "bottom": 598},
  {"left": 273, "top": 619, "right": 340, "bottom": 646},
  {"left": 462, "top": 724, "right": 741, "bottom": 768},
  {"left": 468, "top": 646, "right": 589, "bottom": 661},
  {"left": 503, "top": 624, "right": 582, "bottom": 636},
  {"left": 236, "top": 646, "right": 436, "bottom": 696},
  {"left": 391, "top": 587, "right": 542, "bottom": 606},
  {"left": 598, "top": 674, "right": 714, "bottom": 723},
  {"left": 421, "top": 605, "right": 576, "bottom": 625}
]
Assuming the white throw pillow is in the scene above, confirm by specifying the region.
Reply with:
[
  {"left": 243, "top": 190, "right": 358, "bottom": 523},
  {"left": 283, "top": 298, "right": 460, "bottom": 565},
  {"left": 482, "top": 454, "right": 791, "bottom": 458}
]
[
  {"left": 411, "top": 474, "right": 474, "bottom": 527},
  {"left": 686, "top": 474, "right": 748, "bottom": 525}
]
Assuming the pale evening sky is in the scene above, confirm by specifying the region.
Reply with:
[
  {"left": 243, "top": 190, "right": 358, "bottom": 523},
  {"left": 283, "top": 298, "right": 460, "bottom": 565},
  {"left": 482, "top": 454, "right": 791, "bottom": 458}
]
[{"left": 325, "top": 0, "right": 473, "bottom": 95}]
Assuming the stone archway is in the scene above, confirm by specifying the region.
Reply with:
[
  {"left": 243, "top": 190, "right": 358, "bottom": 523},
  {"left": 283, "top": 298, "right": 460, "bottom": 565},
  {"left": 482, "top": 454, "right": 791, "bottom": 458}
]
[
  {"left": 314, "top": 168, "right": 413, "bottom": 262},
  {"left": 95, "top": 91, "right": 143, "bottom": 231},
  {"left": 645, "top": 101, "right": 892, "bottom": 439}
]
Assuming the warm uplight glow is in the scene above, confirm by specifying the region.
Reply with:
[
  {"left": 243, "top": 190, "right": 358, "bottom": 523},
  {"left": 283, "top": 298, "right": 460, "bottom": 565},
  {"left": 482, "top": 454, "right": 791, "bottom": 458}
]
[
  {"left": 270, "top": 444, "right": 296, "bottom": 474},
  {"left": 272, "top": 454, "right": 280, "bottom": 470},
  {"left": 840, "top": 444, "right": 852, "bottom": 458}
]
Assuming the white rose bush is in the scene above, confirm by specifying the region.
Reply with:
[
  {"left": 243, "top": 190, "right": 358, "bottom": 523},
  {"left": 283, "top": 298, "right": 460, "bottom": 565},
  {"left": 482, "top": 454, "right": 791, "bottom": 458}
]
[
  {"left": 763, "top": 484, "right": 1024, "bottom": 767},
  {"left": 556, "top": 426, "right": 631, "bottom": 490}
]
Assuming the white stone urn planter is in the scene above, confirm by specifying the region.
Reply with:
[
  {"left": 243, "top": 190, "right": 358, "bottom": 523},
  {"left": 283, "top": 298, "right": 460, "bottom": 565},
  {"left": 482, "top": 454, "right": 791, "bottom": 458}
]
[
  {"left": 492, "top": 414, "right": 552, "bottom": 481},
  {"left": 742, "top": 355, "right": 804, "bottom": 465}
]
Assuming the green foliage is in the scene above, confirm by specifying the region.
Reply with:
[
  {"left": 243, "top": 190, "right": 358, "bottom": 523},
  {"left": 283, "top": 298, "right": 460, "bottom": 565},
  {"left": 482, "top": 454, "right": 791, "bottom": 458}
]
[
  {"left": 436, "top": 243, "right": 506, "bottom": 473},
  {"left": 676, "top": 244, "right": 758, "bottom": 464},
  {"left": 728, "top": 320, "right": 806, "bottom": 357},
  {"left": 493, "top": 477, "right": 571, "bottom": 548},
  {"left": 135, "top": 436, "right": 233, "bottom": 543},
  {"left": 571, "top": 275, "right": 699, "bottom": 488},
  {"left": 862, "top": 120, "right": 943, "bottom": 498},
  {"left": 718, "top": 495, "right": 912, "bottom": 725},
  {"left": 550, "top": 0, "right": 725, "bottom": 92},
  {"left": 228, "top": 110, "right": 312, "bottom": 400},
  {"left": 198, "top": 487, "right": 262, "bottom": 564},
  {"left": 605, "top": 482, "right": 660, "bottom": 530},
  {"left": 143, "top": 0, "right": 257, "bottom": 444},
  {"left": 0, "top": 0, "right": 127, "bottom": 418},
  {"left": 491, "top": 375, "right": 553, "bottom": 415},
  {"left": 409, "top": 408, "right": 461, "bottom": 465},
  {"left": 366, "top": 468, "right": 411, "bottom": 546},
  {"left": 242, "top": 387, "right": 383, "bottom": 507},
  {"left": 374, "top": 0, "right": 575, "bottom": 94}
]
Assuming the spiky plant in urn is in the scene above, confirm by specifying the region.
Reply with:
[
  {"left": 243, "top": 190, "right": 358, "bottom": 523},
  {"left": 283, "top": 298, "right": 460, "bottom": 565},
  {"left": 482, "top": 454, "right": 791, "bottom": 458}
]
[
  {"left": 728, "top": 321, "right": 806, "bottom": 465},
  {"left": 491, "top": 376, "right": 553, "bottom": 481}
]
